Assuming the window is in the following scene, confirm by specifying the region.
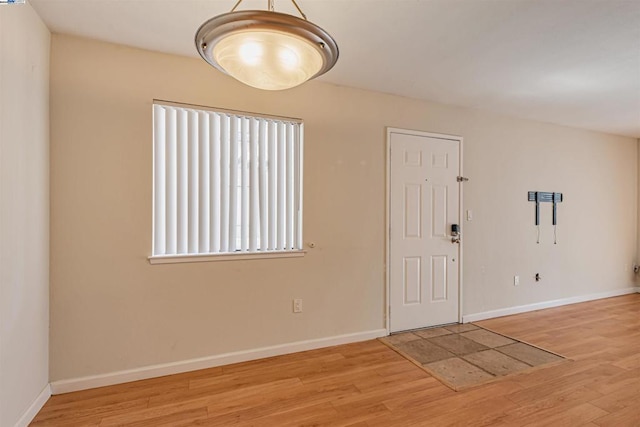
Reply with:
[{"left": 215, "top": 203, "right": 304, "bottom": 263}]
[{"left": 150, "top": 101, "right": 303, "bottom": 263}]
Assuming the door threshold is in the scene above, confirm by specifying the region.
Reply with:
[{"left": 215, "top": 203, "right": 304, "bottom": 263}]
[{"left": 390, "top": 322, "right": 460, "bottom": 335}]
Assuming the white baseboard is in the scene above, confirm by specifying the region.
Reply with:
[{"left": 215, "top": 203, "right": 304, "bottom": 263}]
[
  {"left": 463, "top": 287, "right": 638, "bottom": 323},
  {"left": 50, "top": 328, "right": 387, "bottom": 395},
  {"left": 14, "top": 384, "right": 51, "bottom": 427}
]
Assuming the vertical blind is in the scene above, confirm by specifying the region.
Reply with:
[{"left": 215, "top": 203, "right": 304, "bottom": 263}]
[{"left": 152, "top": 102, "right": 303, "bottom": 257}]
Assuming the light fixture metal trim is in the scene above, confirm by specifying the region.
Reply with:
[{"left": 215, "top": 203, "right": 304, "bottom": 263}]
[{"left": 195, "top": 10, "right": 339, "bottom": 83}]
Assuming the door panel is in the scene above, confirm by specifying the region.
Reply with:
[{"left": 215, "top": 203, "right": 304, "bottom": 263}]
[
  {"left": 431, "top": 185, "right": 448, "bottom": 237},
  {"left": 431, "top": 255, "right": 448, "bottom": 301},
  {"left": 404, "top": 184, "right": 422, "bottom": 238},
  {"left": 389, "top": 131, "right": 460, "bottom": 332},
  {"left": 403, "top": 256, "right": 422, "bottom": 304}
]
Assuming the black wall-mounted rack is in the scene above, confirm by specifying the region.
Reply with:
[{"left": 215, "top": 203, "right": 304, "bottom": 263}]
[
  {"left": 528, "top": 191, "right": 563, "bottom": 225},
  {"left": 528, "top": 191, "right": 563, "bottom": 244}
]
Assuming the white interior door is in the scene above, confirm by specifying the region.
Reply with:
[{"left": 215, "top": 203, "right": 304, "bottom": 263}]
[{"left": 388, "top": 130, "right": 461, "bottom": 332}]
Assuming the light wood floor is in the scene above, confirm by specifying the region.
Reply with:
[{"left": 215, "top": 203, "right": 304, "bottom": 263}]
[{"left": 32, "top": 294, "right": 640, "bottom": 426}]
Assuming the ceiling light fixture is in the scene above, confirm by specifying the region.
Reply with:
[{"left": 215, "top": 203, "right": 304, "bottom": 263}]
[{"left": 195, "top": 0, "right": 339, "bottom": 91}]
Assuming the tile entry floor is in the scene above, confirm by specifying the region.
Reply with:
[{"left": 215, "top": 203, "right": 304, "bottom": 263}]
[{"left": 380, "top": 323, "right": 565, "bottom": 391}]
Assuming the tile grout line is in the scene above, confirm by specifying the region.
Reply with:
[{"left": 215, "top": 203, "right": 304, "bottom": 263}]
[{"left": 474, "top": 323, "right": 569, "bottom": 360}]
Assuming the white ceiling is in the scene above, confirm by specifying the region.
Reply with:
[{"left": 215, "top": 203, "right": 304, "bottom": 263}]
[{"left": 30, "top": 0, "right": 640, "bottom": 138}]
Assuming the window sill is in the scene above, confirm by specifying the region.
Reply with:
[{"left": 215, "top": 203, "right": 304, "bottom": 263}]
[{"left": 148, "top": 250, "right": 306, "bottom": 265}]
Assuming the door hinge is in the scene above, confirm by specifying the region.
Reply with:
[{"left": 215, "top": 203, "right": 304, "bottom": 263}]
[{"left": 457, "top": 176, "right": 469, "bottom": 182}]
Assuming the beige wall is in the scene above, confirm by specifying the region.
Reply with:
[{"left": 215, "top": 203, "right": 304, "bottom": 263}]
[
  {"left": 50, "top": 34, "right": 637, "bottom": 382},
  {"left": 0, "top": 3, "right": 50, "bottom": 426}
]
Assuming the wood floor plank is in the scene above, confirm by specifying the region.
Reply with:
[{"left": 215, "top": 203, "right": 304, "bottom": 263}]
[
  {"left": 203, "top": 383, "right": 360, "bottom": 425},
  {"left": 521, "top": 402, "right": 609, "bottom": 427},
  {"left": 590, "top": 382, "right": 640, "bottom": 413},
  {"left": 237, "top": 401, "right": 339, "bottom": 427},
  {"left": 31, "top": 294, "right": 640, "bottom": 426},
  {"left": 592, "top": 404, "right": 640, "bottom": 427},
  {"left": 31, "top": 397, "right": 149, "bottom": 426},
  {"left": 114, "top": 407, "right": 209, "bottom": 427}
]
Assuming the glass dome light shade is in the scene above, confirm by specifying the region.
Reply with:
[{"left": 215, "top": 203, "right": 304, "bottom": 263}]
[
  {"left": 196, "top": 10, "right": 339, "bottom": 91},
  {"left": 213, "top": 30, "right": 324, "bottom": 90}
]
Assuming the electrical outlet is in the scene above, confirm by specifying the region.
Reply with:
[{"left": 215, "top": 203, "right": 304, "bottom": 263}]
[
  {"left": 293, "top": 298, "right": 303, "bottom": 313},
  {"left": 514, "top": 275, "right": 520, "bottom": 286}
]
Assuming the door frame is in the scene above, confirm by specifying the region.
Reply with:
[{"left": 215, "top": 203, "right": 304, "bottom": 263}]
[{"left": 385, "top": 127, "right": 464, "bottom": 334}]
